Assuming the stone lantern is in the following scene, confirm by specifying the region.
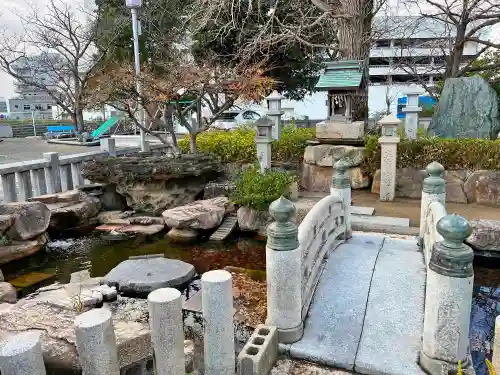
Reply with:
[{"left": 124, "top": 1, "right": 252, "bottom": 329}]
[
  {"left": 265, "top": 90, "right": 283, "bottom": 140},
  {"left": 255, "top": 117, "right": 274, "bottom": 173},
  {"left": 377, "top": 114, "right": 401, "bottom": 202}
]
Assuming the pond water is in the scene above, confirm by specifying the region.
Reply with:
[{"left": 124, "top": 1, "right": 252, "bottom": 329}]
[
  {"left": 2, "top": 233, "right": 267, "bottom": 285},
  {"left": 2, "top": 233, "right": 500, "bottom": 375}
]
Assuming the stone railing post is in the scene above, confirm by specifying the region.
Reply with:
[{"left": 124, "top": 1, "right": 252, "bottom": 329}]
[
  {"left": 378, "top": 114, "right": 401, "bottom": 202},
  {"left": 420, "top": 214, "right": 475, "bottom": 375},
  {"left": 403, "top": 90, "right": 422, "bottom": 139},
  {"left": 43, "top": 152, "right": 62, "bottom": 194},
  {"left": 100, "top": 138, "right": 117, "bottom": 157},
  {"left": 420, "top": 162, "right": 446, "bottom": 247},
  {"left": 74, "top": 308, "right": 120, "bottom": 375},
  {"left": 148, "top": 288, "right": 184, "bottom": 375},
  {"left": 202, "top": 270, "right": 235, "bottom": 375},
  {"left": 266, "top": 196, "right": 303, "bottom": 343},
  {"left": 0, "top": 331, "right": 47, "bottom": 375},
  {"left": 1, "top": 173, "right": 17, "bottom": 203},
  {"left": 331, "top": 159, "right": 352, "bottom": 238}
]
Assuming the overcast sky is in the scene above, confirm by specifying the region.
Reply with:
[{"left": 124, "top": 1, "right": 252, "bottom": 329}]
[{"left": 0, "top": 0, "right": 498, "bottom": 101}]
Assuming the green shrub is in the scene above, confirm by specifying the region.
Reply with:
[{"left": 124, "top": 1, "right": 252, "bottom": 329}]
[
  {"left": 230, "top": 166, "right": 296, "bottom": 211},
  {"left": 178, "top": 125, "right": 315, "bottom": 163},
  {"left": 362, "top": 135, "right": 500, "bottom": 177}
]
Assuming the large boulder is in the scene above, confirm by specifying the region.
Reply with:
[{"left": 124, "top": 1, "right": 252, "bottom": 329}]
[
  {"left": 0, "top": 233, "right": 48, "bottom": 265},
  {"left": 162, "top": 197, "right": 233, "bottom": 230},
  {"left": 82, "top": 154, "right": 221, "bottom": 214},
  {"left": 303, "top": 145, "right": 365, "bottom": 168},
  {"left": 47, "top": 193, "right": 101, "bottom": 231},
  {"left": 464, "top": 170, "right": 500, "bottom": 206},
  {"left": 428, "top": 76, "right": 500, "bottom": 139},
  {"left": 0, "top": 282, "right": 16, "bottom": 303},
  {"left": 237, "top": 206, "right": 272, "bottom": 232},
  {"left": 467, "top": 219, "right": 500, "bottom": 252},
  {"left": 301, "top": 163, "right": 369, "bottom": 192},
  {"left": 0, "top": 202, "right": 50, "bottom": 241}
]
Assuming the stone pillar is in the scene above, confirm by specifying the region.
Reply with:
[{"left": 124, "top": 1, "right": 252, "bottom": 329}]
[
  {"left": 100, "top": 138, "right": 117, "bottom": 156},
  {"left": 74, "top": 308, "right": 120, "bottom": 375},
  {"left": 403, "top": 90, "right": 422, "bottom": 139},
  {"left": 420, "top": 162, "right": 446, "bottom": 246},
  {"left": 202, "top": 270, "right": 235, "bottom": 375},
  {"left": 265, "top": 90, "right": 284, "bottom": 140},
  {"left": 0, "top": 331, "right": 46, "bottom": 375},
  {"left": 148, "top": 288, "right": 184, "bottom": 375},
  {"left": 493, "top": 316, "right": 500, "bottom": 371},
  {"left": 1, "top": 173, "right": 17, "bottom": 203},
  {"left": 266, "top": 196, "right": 303, "bottom": 343},
  {"left": 420, "top": 214, "right": 475, "bottom": 375},
  {"left": 255, "top": 117, "right": 274, "bottom": 173},
  {"left": 43, "top": 152, "right": 62, "bottom": 194},
  {"left": 331, "top": 159, "right": 352, "bottom": 238},
  {"left": 378, "top": 114, "right": 401, "bottom": 202}
]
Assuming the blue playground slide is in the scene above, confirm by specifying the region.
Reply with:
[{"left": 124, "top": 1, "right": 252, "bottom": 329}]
[{"left": 91, "top": 116, "right": 120, "bottom": 139}]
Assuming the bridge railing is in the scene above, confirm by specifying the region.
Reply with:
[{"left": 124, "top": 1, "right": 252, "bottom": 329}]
[
  {"left": 0, "top": 138, "right": 173, "bottom": 203},
  {"left": 419, "top": 161, "right": 476, "bottom": 375},
  {"left": 265, "top": 159, "right": 351, "bottom": 344}
]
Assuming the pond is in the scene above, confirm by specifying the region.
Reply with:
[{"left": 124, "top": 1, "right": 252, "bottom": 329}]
[
  {"left": 2, "top": 233, "right": 500, "bottom": 375},
  {"left": 1, "top": 233, "right": 267, "bottom": 286}
]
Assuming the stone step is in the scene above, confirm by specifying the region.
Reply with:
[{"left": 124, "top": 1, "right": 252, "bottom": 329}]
[
  {"left": 351, "top": 214, "right": 410, "bottom": 227},
  {"left": 209, "top": 216, "right": 238, "bottom": 241},
  {"left": 351, "top": 206, "right": 375, "bottom": 216}
]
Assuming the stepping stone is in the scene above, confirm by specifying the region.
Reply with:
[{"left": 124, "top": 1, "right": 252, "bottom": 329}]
[
  {"left": 95, "top": 224, "right": 125, "bottom": 232},
  {"left": 9, "top": 271, "right": 55, "bottom": 289},
  {"left": 209, "top": 216, "right": 238, "bottom": 241},
  {"left": 351, "top": 206, "right": 375, "bottom": 216},
  {"left": 118, "top": 224, "right": 164, "bottom": 235},
  {"left": 103, "top": 257, "right": 196, "bottom": 296}
]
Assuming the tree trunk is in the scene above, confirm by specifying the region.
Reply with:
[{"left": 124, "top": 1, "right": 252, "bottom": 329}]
[
  {"left": 162, "top": 105, "right": 179, "bottom": 152},
  {"left": 337, "top": 0, "right": 373, "bottom": 121},
  {"left": 189, "top": 132, "right": 197, "bottom": 153},
  {"left": 76, "top": 108, "right": 85, "bottom": 133},
  {"left": 449, "top": 24, "right": 467, "bottom": 78}
]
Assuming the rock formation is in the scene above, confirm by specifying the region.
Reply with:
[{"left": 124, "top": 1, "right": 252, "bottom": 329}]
[
  {"left": 82, "top": 154, "right": 221, "bottom": 214},
  {"left": 428, "top": 76, "right": 500, "bottom": 139}
]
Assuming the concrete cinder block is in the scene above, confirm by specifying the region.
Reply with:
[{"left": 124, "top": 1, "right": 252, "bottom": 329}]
[{"left": 238, "top": 325, "right": 278, "bottom": 375}]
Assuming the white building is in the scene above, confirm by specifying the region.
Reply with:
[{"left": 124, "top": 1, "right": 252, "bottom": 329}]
[{"left": 7, "top": 54, "right": 61, "bottom": 121}]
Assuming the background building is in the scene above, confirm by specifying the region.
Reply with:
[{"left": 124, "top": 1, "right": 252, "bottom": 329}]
[{"left": 7, "top": 54, "right": 60, "bottom": 120}]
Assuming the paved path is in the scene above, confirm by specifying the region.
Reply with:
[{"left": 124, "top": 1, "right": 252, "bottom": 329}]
[{"left": 287, "top": 233, "right": 426, "bottom": 375}]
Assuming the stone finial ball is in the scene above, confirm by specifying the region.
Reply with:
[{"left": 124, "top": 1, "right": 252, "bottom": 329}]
[
  {"left": 269, "top": 196, "right": 296, "bottom": 223},
  {"left": 334, "top": 159, "right": 349, "bottom": 171},
  {"left": 436, "top": 214, "right": 472, "bottom": 243},
  {"left": 426, "top": 161, "right": 444, "bottom": 177}
]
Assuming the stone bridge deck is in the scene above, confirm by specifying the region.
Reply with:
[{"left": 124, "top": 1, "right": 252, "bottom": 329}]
[{"left": 284, "top": 233, "right": 427, "bottom": 375}]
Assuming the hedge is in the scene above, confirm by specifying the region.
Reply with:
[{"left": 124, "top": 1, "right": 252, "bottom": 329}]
[
  {"left": 178, "top": 127, "right": 500, "bottom": 177},
  {"left": 178, "top": 126, "right": 315, "bottom": 163},
  {"left": 363, "top": 135, "right": 500, "bottom": 177}
]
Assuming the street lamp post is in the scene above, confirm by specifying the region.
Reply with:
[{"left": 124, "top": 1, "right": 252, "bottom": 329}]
[{"left": 125, "top": 0, "right": 148, "bottom": 152}]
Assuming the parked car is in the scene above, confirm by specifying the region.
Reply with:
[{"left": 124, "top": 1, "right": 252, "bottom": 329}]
[{"left": 212, "top": 110, "right": 262, "bottom": 130}]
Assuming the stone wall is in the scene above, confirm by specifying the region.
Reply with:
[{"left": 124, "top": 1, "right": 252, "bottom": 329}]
[{"left": 372, "top": 168, "right": 500, "bottom": 206}]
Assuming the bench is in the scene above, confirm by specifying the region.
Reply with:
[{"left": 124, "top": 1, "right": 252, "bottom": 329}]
[{"left": 46, "top": 125, "right": 76, "bottom": 139}]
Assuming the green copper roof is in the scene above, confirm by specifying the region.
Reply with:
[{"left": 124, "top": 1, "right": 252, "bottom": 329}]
[{"left": 315, "top": 60, "right": 364, "bottom": 90}]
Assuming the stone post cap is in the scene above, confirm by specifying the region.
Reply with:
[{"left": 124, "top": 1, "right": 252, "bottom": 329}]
[
  {"left": 0, "top": 331, "right": 41, "bottom": 357},
  {"left": 332, "top": 159, "right": 351, "bottom": 189},
  {"left": 267, "top": 196, "right": 299, "bottom": 251},
  {"left": 423, "top": 161, "right": 445, "bottom": 194},
  {"left": 265, "top": 90, "right": 283, "bottom": 100},
  {"left": 378, "top": 113, "right": 401, "bottom": 126},
  {"left": 437, "top": 214, "right": 472, "bottom": 247},
  {"left": 429, "top": 214, "right": 473, "bottom": 277}
]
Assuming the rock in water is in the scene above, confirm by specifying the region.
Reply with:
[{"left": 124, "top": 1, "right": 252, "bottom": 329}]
[
  {"left": 102, "top": 257, "right": 195, "bottom": 296},
  {"left": 82, "top": 154, "right": 221, "bottom": 214},
  {"left": 428, "top": 76, "right": 500, "bottom": 139},
  {"left": 0, "top": 201, "right": 50, "bottom": 241},
  {"left": 467, "top": 219, "right": 500, "bottom": 251},
  {"left": 162, "top": 197, "right": 233, "bottom": 230}
]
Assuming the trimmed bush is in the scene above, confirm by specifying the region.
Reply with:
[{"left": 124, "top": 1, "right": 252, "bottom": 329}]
[
  {"left": 178, "top": 126, "right": 315, "bottom": 163},
  {"left": 230, "top": 166, "right": 296, "bottom": 211},
  {"left": 363, "top": 135, "right": 500, "bottom": 177}
]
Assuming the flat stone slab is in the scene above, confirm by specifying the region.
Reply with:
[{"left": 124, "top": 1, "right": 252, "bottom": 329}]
[
  {"left": 351, "top": 206, "right": 375, "bottom": 216},
  {"left": 289, "top": 234, "right": 384, "bottom": 370},
  {"left": 103, "top": 258, "right": 196, "bottom": 296},
  {"left": 351, "top": 215, "right": 410, "bottom": 227},
  {"left": 355, "top": 237, "right": 426, "bottom": 375}
]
